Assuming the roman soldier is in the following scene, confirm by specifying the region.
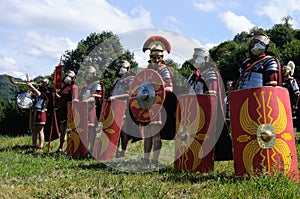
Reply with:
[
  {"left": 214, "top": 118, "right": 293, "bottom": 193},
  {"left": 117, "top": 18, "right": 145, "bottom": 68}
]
[
  {"left": 237, "top": 33, "right": 282, "bottom": 89},
  {"left": 109, "top": 60, "right": 141, "bottom": 158},
  {"left": 56, "top": 70, "right": 79, "bottom": 153},
  {"left": 191, "top": 47, "right": 232, "bottom": 161},
  {"left": 80, "top": 66, "right": 104, "bottom": 153},
  {"left": 229, "top": 34, "right": 298, "bottom": 182},
  {"left": 131, "top": 35, "right": 174, "bottom": 168},
  {"left": 27, "top": 78, "right": 51, "bottom": 152},
  {"left": 282, "top": 61, "right": 300, "bottom": 131}
]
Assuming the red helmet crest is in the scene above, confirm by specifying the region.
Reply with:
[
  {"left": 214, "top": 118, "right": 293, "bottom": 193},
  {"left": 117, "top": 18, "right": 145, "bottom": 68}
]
[{"left": 142, "top": 36, "right": 171, "bottom": 54}]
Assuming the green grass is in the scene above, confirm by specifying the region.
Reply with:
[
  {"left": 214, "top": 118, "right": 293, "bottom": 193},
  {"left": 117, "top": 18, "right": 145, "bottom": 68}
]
[{"left": 0, "top": 135, "right": 299, "bottom": 199}]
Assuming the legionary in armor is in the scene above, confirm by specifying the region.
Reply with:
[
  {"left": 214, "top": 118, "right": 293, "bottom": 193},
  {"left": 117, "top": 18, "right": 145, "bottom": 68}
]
[
  {"left": 56, "top": 70, "right": 79, "bottom": 153},
  {"left": 237, "top": 33, "right": 282, "bottom": 89},
  {"left": 191, "top": 47, "right": 233, "bottom": 161},
  {"left": 109, "top": 60, "right": 139, "bottom": 158},
  {"left": 27, "top": 78, "right": 51, "bottom": 152},
  {"left": 80, "top": 66, "right": 104, "bottom": 152},
  {"left": 141, "top": 36, "right": 174, "bottom": 168},
  {"left": 282, "top": 61, "right": 300, "bottom": 131},
  {"left": 228, "top": 34, "right": 300, "bottom": 181}
]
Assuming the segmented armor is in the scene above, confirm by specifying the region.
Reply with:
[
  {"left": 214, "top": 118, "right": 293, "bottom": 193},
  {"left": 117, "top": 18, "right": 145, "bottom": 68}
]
[{"left": 238, "top": 57, "right": 279, "bottom": 89}]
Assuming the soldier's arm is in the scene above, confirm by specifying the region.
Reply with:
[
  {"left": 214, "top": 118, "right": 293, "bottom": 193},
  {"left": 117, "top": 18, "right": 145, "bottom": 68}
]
[
  {"left": 264, "top": 57, "right": 280, "bottom": 86},
  {"left": 108, "top": 93, "right": 129, "bottom": 101},
  {"left": 72, "top": 85, "right": 79, "bottom": 101},
  {"left": 27, "top": 82, "right": 41, "bottom": 97}
]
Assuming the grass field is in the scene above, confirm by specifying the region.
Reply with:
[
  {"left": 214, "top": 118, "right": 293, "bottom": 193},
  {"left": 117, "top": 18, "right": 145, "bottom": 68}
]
[{"left": 0, "top": 135, "right": 299, "bottom": 199}]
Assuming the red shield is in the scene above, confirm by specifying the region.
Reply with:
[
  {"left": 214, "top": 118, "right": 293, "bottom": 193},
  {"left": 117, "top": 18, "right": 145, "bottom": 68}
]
[
  {"left": 129, "top": 69, "right": 165, "bottom": 124},
  {"left": 229, "top": 87, "right": 299, "bottom": 182},
  {"left": 92, "top": 99, "right": 126, "bottom": 160},
  {"left": 66, "top": 101, "right": 88, "bottom": 158},
  {"left": 174, "top": 94, "right": 217, "bottom": 173}
]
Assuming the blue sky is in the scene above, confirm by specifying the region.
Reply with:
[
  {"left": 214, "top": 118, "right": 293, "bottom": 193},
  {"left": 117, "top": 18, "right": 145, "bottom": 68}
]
[{"left": 0, "top": 0, "right": 300, "bottom": 79}]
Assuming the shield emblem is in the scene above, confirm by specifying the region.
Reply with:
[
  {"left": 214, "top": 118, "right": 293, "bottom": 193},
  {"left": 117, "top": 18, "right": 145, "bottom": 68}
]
[
  {"left": 174, "top": 94, "right": 217, "bottom": 173},
  {"left": 129, "top": 69, "right": 165, "bottom": 124},
  {"left": 66, "top": 101, "right": 88, "bottom": 158},
  {"left": 92, "top": 99, "right": 126, "bottom": 160},
  {"left": 229, "top": 87, "right": 299, "bottom": 182}
]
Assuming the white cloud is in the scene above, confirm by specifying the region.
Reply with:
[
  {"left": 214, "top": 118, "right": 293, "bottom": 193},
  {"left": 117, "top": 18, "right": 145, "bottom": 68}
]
[
  {"left": 0, "top": 0, "right": 152, "bottom": 33},
  {"left": 22, "top": 31, "right": 77, "bottom": 60},
  {"left": 0, "top": 55, "right": 18, "bottom": 71},
  {"left": 0, "top": 0, "right": 153, "bottom": 78},
  {"left": 193, "top": 0, "right": 217, "bottom": 12},
  {"left": 193, "top": 0, "right": 239, "bottom": 12},
  {"left": 0, "top": 55, "right": 27, "bottom": 78},
  {"left": 256, "top": 0, "right": 300, "bottom": 28},
  {"left": 220, "top": 11, "right": 255, "bottom": 34}
]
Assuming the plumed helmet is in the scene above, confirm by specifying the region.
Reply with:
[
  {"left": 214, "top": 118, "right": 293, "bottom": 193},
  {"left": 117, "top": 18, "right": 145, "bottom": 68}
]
[
  {"left": 118, "top": 60, "right": 131, "bottom": 70},
  {"left": 283, "top": 61, "right": 295, "bottom": 76},
  {"left": 143, "top": 36, "right": 171, "bottom": 57},
  {"left": 65, "top": 70, "right": 76, "bottom": 78}
]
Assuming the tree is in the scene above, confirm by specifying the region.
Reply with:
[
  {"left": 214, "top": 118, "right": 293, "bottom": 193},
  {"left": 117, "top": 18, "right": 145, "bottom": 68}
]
[
  {"left": 268, "top": 17, "right": 294, "bottom": 50},
  {"left": 61, "top": 31, "right": 138, "bottom": 96}
]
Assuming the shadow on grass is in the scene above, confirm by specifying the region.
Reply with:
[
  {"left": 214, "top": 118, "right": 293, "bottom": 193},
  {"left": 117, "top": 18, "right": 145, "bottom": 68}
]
[
  {"left": 164, "top": 169, "right": 236, "bottom": 184},
  {"left": 0, "top": 144, "right": 32, "bottom": 153},
  {"left": 2, "top": 143, "right": 237, "bottom": 183}
]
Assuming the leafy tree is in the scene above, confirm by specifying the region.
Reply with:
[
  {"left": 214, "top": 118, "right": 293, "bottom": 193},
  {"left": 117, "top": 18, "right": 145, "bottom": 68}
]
[
  {"left": 267, "top": 16, "right": 294, "bottom": 50},
  {"left": 62, "top": 31, "right": 138, "bottom": 97}
]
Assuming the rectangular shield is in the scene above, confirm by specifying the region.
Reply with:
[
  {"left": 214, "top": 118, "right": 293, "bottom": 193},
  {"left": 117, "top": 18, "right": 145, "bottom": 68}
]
[
  {"left": 66, "top": 101, "right": 88, "bottom": 158},
  {"left": 229, "top": 87, "right": 299, "bottom": 182},
  {"left": 92, "top": 99, "right": 126, "bottom": 160},
  {"left": 174, "top": 94, "right": 217, "bottom": 173}
]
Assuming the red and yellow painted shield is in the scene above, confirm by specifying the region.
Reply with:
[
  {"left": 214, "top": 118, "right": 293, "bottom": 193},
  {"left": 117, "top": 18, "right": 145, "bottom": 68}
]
[
  {"left": 92, "top": 99, "right": 126, "bottom": 160},
  {"left": 174, "top": 94, "right": 217, "bottom": 173},
  {"left": 129, "top": 69, "right": 165, "bottom": 124},
  {"left": 66, "top": 101, "right": 88, "bottom": 158},
  {"left": 229, "top": 87, "right": 299, "bottom": 182}
]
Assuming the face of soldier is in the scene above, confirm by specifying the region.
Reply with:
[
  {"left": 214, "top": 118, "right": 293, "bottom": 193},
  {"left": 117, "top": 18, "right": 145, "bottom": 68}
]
[
  {"left": 282, "top": 67, "right": 291, "bottom": 77},
  {"left": 151, "top": 55, "right": 163, "bottom": 64},
  {"left": 194, "top": 56, "right": 206, "bottom": 68},
  {"left": 118, "top": 67, "right": 127, "bottom": 76},
  {"left": 250, "top": 40, "right": 266, "bottom": 56},
  {"left": 85, "top": 73, "right": 94, "bottom": 81}
]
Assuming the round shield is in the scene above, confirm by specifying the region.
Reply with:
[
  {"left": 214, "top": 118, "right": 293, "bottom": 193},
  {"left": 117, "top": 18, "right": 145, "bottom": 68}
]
[
  {"left": 129, "top": 69, "right": 165, "bottom": 124},
  {"left": 17, "top": 93, "right": 33, "bottom": 109}
]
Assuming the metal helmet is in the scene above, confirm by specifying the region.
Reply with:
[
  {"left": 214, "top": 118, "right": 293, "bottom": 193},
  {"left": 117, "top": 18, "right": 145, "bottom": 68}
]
[
  {"left": 65, "top": 70, "right": 76, "bottom": 78},
  {"left": 143, "top": 36, "right": 171, "bottom": 63},
  {"left": 192, "top": 47, "right": 209, "bottom": 68},
  {"left": 41, "top": 78, "right": 49, "bottom": 85},
  {"left": 117, "top": 60, "right": 131, "bottom": 70},
  {"left": 283, "top": 61, "right": 295, "bottom": 76},
  {"left": 251, "top": 33, "right": 270, "bottom": 46},
  {"left": 250, "top": 33, "right": 270, "bottom": 56},
  {"left": 85, "top": 66, "right": 96, "bottom": 77}
]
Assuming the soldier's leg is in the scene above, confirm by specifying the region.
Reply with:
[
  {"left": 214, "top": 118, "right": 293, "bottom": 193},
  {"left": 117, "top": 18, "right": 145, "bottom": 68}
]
[
  {"left": 32, "top": 126, "right": 38, "bottom": 148},
  {"left": 119, "top": 130, "right": 128, "bottom": 157},
  {"left": 38, "top": 124, "right": 45, "bottom": 149},
  {"left": 143, "top": 137, "right": 152, "bottom": 164},
  {"left": 152, "top": 125, "right": 162, "bottom": 166},
  {"left": 57, "top": 122, "right": 67, "bottom": 151},
  {"left": 88, "top": 125, "right": 96, "bottom": 152}
]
